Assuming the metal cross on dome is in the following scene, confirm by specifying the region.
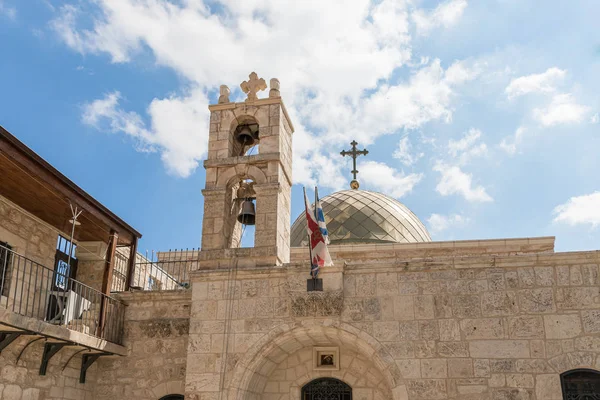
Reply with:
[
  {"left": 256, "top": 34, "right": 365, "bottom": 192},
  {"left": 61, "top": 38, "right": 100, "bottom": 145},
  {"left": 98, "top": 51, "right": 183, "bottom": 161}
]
[{"left": 340, "top": 140, "right": 368, "bottom": 189}]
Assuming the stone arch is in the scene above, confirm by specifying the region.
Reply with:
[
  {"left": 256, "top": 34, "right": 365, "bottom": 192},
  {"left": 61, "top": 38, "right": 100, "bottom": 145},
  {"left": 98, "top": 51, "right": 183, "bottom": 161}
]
[
  {"left": 227, "top": 320, "right": 407, "bottom": 400},
  {"left": 216, "top": 165, "right": 267, "bottom": 188},
  {"left": 151, "top": 380, "right": 185, "bottom": 399}
]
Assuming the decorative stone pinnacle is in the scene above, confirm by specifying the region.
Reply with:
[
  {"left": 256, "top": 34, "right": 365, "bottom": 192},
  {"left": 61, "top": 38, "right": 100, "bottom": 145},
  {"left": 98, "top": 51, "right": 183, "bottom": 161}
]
[
  {"left": 340, "top": 140, "right": 369, "bottom": 189},
  {"left": 218, "top": 85, "right": 230, "bottom": 104},
  {"left": 269, "top": 78, "right": 280, "bottom": 98},
  {"left": 240, "top": 72, "right": 267, "bottom": 102}
]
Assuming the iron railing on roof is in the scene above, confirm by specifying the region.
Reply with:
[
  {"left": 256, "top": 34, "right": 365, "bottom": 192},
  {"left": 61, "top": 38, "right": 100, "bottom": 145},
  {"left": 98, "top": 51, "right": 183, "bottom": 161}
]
[
  {"left": 0, "top": 244, "right": 125, "bottom": 345},
  {"left": 125, "top": 249, "right": 198, "bottom": 292}
]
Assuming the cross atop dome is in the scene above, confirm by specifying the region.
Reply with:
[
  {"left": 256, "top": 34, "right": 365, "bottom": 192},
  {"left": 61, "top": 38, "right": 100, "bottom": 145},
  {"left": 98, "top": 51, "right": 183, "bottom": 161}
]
[{"left": 340, "top": 140, "right": 368, "bottom": 189}]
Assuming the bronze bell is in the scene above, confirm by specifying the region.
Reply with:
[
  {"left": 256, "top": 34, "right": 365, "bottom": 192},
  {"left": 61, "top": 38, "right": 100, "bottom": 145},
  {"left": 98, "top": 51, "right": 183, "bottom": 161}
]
[
  {"left": 235, "top": 125, "right": 256, "bottom": 147},
  {"left": 237, "top": 199, "right": 256, "bottom": 225}
]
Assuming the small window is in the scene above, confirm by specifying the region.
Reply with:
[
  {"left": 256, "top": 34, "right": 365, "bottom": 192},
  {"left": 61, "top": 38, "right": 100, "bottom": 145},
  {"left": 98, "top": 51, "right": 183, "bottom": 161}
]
[{"left": 561, "top": 369, "right": 600, "bottom": 399}]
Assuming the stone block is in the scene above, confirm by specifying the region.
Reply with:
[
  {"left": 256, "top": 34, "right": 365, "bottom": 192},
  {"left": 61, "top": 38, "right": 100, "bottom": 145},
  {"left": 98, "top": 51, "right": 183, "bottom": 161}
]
[
  {"left": 508, "top": 316, "right": 544, "bottom": 338},
  {"left": 506, "top": 374, "right": 533, "bottom": 388},
  {"left": 406, "top": 379, "right": 447, "bottom": 399},
  {"left": 421, "top": 359, "right": 448, "bottom": 378},
  {"left": 437, "top": 341, "right": 469, "bottom": 357},
  {"left": 482, "top": 291, "right": 518, "bottom": 316},
  {"left": 543, "top": 314, "right": 582, "bottom": 339},
  {"left": 448, "top": 358, "right": 473, "bottom": 377},
  {"left": 518, "top": 288, "right": 555, "bottom": 313},
  {"left": 439, "top": 319, "right": 460, "bottom": 341},
  {"left": 469, "top": 341, "right": 530, "bottom": 358},
  {"left": 556, "top": 287, "right": 600, "bottom": 309},
  {"left": 396, "top": 359, "right": 421, "bottom": 379},
  {"left": 414, "top": 295, "right": 435, "bottom": 319},
  {"left": 582, "top": 310, "right": 600, "bottom": 332},
  {"left": 461, "top": 318, "right": 505, "bottom": 340},
  {"left": 535, "top": 374, "right": 562, "bottom": 400},
  {"left": 453, "top": 295, "right": 481, "bottom": 318},
  {"left": 394, "top": 296, "right": 415, "bottom": 320}
]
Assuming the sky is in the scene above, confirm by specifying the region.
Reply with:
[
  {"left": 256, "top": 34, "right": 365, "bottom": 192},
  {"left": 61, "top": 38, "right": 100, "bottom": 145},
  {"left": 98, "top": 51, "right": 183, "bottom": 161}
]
[{"left": 0, "top": 0, "right": 599, "bottom": 253}]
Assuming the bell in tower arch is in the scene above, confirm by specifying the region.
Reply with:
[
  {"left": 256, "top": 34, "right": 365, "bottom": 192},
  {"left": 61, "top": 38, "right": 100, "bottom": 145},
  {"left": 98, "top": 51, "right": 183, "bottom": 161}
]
[
  {"left": 234, "top": 123, "right": 259, "bottom": 155},
  {"left": 236, "top": 180, "right": 257, "bottom": 226},
  {"left": 237, "top": 199, "right": 256, "bottom": 226}
]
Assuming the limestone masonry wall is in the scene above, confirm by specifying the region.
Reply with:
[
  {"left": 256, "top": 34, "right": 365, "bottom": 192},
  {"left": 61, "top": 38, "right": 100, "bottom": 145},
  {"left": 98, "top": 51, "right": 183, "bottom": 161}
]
[
  {"left": 0, "top": 334, "right": 97, "bottom": 400},
  {"left": 182, "top": 243, "right": 600, "bottom": 400},
  {"left": 93, "top": 291, "right": 190, "bottom": 399}
]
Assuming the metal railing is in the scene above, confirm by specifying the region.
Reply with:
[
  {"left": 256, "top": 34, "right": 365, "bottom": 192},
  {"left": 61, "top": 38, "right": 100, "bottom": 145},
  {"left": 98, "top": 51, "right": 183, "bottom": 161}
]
[
  {"left": 0, "top": 245, "right": 125, "bottom": 344},
  {"left": 127, "top": 249, "right": 198, "bottom": 292}
]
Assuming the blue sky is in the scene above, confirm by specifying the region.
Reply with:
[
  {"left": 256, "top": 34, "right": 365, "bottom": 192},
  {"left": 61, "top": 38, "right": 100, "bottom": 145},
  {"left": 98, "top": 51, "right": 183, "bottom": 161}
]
[{"left": 0, "top": 0, "right": 599, "bottom": 253}]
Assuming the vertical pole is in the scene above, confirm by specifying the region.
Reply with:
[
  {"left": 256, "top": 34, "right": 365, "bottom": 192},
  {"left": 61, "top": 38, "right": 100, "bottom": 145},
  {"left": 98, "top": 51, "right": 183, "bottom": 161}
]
[
  {"left": 124, "top": 236, "right": 138, "bottom": 291},
  {"left": 303, "top": 187, "right": 314, "bottom": 278},
  {"left": 98, "top": 230, "right": 118, "bottom": 337}
]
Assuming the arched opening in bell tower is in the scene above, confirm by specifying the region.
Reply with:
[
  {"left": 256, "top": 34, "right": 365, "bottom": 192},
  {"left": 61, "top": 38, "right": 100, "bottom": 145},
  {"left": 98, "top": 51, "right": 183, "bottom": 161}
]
[{"left": 230, "top": 115, "right": 260, "bottom": 157}]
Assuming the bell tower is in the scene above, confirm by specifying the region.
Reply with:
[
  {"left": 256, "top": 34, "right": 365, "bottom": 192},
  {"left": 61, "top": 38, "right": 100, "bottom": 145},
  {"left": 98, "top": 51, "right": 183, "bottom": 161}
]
[{"left": 199, "top": 72, "right": 294, "bottom": 267}]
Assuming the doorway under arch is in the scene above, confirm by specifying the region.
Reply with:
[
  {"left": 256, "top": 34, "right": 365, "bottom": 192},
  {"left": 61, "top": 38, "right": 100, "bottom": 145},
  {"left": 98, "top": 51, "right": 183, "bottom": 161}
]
[
  {"left": 159, "top": 395, "right": 184, "bottom": 400},
  {"left": 301, "top": 377, "right": 352, "bottom": 400}
]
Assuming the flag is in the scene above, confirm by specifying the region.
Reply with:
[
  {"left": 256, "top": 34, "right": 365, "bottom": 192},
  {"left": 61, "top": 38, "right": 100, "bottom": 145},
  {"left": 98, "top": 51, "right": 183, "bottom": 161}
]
[
  {"left": 304, "top": 187, "right": 333, "bottom": 278},
  {"left": 315, "top": 187, "right": 330, "bottom": 245}
]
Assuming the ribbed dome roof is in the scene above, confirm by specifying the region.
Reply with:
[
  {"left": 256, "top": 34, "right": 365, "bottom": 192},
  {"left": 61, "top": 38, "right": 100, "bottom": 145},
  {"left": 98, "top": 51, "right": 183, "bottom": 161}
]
[{"left": 290, "top": 189, "right": 431, "bottom": 247}]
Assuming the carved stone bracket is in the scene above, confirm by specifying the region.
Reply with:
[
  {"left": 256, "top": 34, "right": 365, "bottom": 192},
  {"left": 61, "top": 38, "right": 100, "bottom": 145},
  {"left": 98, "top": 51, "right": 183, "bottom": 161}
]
[{"left": 290, "top": 290, "right": 343, "bottom": 317}]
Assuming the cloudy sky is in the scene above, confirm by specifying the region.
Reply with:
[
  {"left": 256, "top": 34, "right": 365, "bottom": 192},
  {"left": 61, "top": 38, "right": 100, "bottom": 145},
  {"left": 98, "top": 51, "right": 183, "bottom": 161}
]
[{"left": 1, "top": 0, "right": 599, "bottom": 252}]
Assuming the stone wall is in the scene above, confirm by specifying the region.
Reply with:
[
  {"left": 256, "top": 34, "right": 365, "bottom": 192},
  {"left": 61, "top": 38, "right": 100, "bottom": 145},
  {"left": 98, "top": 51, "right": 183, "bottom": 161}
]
[
  {"left": 0, "top": 334, "right": 98, "bottom": 400},
  {"left": 0, "top": 195, "right": 60, "bottom": 315},
  {"left": 93, "top": 290, "right": 191, "bottom": 399},
  {"left": 0, "top": 194, "right": 58, "bottom": 267},
  {"left": 183, "top": 240, "right": 600, "bottom": 400}
]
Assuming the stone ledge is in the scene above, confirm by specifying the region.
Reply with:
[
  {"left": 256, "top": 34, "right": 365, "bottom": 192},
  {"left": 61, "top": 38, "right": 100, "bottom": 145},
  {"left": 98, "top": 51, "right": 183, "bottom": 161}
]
[
  {"left": 0, "top": 308, "right": 127, "bottom": 355},
  {"left": 115, "top": 290, "right": 192, "bottom": 303},
  {"left": 203, "top": 153, "right": 281, "bottom": 168}
]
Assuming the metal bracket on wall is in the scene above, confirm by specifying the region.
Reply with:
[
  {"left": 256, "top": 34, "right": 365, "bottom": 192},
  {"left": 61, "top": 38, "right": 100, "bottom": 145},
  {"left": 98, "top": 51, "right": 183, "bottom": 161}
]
[
  {"left": 0, "top": 331, "right": 32, "bottom": 354},
  {"left": 40, "top": 342, "right": 75, "bottom": 375},
  {"left": 80, "top": 353, "right": 107, "bottom": 383}
]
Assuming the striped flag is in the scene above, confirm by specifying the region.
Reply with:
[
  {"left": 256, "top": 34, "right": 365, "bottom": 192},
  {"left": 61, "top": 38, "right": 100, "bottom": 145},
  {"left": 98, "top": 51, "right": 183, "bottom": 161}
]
[{"left": 304, "top": 187, "right": 333, "bottom": 278}]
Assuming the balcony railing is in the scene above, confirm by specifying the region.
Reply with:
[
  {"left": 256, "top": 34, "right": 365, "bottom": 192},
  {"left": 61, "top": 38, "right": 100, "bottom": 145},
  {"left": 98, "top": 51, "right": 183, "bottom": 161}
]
[
  {"left": 126, "top": 249, "right": 197, "bottom": 292},
  {"left": 0, "top": 245, "right": 125, "bottom": 345}
]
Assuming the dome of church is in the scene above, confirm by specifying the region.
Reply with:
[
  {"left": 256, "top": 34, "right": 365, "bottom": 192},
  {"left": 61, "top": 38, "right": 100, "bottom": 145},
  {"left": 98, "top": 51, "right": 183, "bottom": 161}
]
[{"left": 290, "top": 189, "right": 432, "bottom": 246}]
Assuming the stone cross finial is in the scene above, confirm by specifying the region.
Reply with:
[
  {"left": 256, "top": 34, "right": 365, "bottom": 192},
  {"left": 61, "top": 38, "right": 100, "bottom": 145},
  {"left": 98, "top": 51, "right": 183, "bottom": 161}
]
[
  {"left": 240, "top": 72, "right": 267, "bottom": 102},
  {"left": 340, "top": 140, "right": 369, "bottom": 189}
]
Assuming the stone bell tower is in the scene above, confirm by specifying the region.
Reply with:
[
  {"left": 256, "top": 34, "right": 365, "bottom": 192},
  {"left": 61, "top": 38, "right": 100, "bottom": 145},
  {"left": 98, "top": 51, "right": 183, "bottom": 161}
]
[{"left": 199, "top": 72, "right": 294, "bottom": 268}]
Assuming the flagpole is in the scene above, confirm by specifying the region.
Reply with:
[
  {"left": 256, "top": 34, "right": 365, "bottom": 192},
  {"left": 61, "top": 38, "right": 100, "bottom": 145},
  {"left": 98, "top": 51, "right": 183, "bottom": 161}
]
[{"left": 303, "top": 186, "right": 314, "bottom": 278}]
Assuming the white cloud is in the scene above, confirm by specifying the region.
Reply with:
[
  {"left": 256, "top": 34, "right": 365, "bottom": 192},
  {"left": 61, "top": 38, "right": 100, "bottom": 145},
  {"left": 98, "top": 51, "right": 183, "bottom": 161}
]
[
  {"left": 393, "top": 136, "right": 423, "bottom": 166},
  {"left": 0, "top": 0, "right": 16, "bottom": 19},
  {"left": 360, "top": 161, "right": 423, "bottom": 198},
  {"left": 412, "top": 0, "right": 468, "bottom": 35},
  {"left": 427, "top": 213, "right": 469, "bottom": 235},
  {"left": 591, "top": 113, "right": 599, "bottom": 124},
  {"left": 447, "top": 128, "right": 488, "bottom": 164},
  {"left": 433, "top": 162, "right": 492, "bottom": 202},
  {"left": 533, "top": 93, "right": 591, "bottom": 127},
  {"left": 505, "top": 67, "right": 566, "bottom": 99},
  {"left": 499, "top": 126, "right": 525, "bottom": 155},
  {"left": 51, "top": 0, "right": 471, "bottom": 187},
  {"left": 82, "top": 90, "right": 209, "bottom": 177},
  {"left": 553, "top": 192, "right": 600, "bottom": 228}
]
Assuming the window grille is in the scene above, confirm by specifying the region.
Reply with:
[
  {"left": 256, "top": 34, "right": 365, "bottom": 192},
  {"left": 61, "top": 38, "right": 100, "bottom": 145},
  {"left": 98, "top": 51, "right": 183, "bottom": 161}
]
[{"left": 561, "top": 369, "right": 600, "bottom": 400}]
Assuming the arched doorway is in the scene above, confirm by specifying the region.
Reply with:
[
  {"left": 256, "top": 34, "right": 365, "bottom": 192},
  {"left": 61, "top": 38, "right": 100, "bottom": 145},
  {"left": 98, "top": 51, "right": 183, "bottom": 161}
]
[
  {"left": 159, "top": 396, "right": 184, "bottom": 400},
  {"left": 561, "top": 369, "right": 600, "bottom": 399},
  {"left": 301, "top": 378, "right": 352, "bottom": 400}
]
